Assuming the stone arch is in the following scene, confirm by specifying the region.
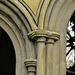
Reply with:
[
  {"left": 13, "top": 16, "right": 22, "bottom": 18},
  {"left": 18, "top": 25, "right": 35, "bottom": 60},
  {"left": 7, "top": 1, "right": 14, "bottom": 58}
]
[
  {"left": 0, "top": 0, "right": 37, "bottom": 31},
  {"left": 44, "top": 0, "right": 66, "bottom": 30},
  {"left": 48, "top": 0, "right": 66, "bottom": 31},
  {"left": 43, "top": 1, "right": 75, "bottom": 75},
  {"left": 0, "top": 18, "right": 26, "bottom": 75},
  {"left": 37, "top": 0, "right": 50, "bottom": 29},
  {"left": 0, "top": 1, "right": 37, "bottom": 75},
  {"left": 43, "top": 0, "right": 75, "bottom": 75},
  {"left": 54, "top": 0, "right": 75, "bottom": 75},
  {"left": 0, "top": 26, "right": 16, "bottom": 75},
  {"left": 0, "top": 0, "right": 36, "bottom": 57}
]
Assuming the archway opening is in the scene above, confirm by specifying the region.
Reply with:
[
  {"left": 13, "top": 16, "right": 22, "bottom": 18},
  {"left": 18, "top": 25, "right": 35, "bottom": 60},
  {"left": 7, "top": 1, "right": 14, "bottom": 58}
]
[
  {"left": 66, "top": 11, "right": 75, "bottom": 75},
  {"left": 0, "top": 27, "right": 16, "bottom": 75}
]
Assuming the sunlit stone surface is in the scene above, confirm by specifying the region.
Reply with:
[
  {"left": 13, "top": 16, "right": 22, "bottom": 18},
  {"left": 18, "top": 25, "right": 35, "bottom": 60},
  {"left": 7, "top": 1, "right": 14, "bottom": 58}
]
[{"left": 23, "top": 0, "right": 41, "bottom": 15}]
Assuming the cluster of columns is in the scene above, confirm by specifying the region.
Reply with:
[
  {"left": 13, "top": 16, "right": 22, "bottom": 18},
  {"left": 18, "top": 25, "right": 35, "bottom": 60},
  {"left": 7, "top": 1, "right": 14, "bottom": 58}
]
[{"left": 25, "top": 29, "right": 60, "bottom": 75}]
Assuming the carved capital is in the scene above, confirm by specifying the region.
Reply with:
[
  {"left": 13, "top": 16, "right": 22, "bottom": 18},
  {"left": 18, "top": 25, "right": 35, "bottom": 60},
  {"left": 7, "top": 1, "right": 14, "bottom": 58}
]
[
  {"left": 28, "top": 30, "right": 60, "bottom": 41},
  {"left": 24, "top": 58, "right": 37, "bottom": 72}
]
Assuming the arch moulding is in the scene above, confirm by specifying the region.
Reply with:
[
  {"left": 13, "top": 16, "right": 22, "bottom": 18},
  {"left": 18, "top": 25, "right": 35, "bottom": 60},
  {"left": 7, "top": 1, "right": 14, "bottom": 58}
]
[
  {"left": 55, "top": 0, "right": 75, "bottom": 75},
  {"left": 0, "top": 1, "right": 37, "bottom": 75}
]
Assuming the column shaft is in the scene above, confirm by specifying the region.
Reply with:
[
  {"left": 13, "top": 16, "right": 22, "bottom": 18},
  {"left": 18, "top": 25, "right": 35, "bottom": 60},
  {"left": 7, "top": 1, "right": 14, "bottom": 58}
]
[
  {"left": 28, "top": 67, "right": 35, "bottom": 75},
  {"left": 37, "top": 38, "right": 46, "bottom": 75},
  {"left": 53, "top": 42, "right": 60, "bottom": 75},
  {"left": 46, "top": 39, "right": 54, "bottom": 75}
]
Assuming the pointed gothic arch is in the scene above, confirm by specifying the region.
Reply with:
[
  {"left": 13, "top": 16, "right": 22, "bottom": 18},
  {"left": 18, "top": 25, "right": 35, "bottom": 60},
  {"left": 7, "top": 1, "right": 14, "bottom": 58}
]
[
  {"left": 54, "top": 1, "right": 75, "bottom": 75},
  {"left": 0, "top": 27, "right": 16, "bottom": 75},
  {"left": 0, "top": 1, "right": 37, "bottom": 75},
  {"left": 0, "top": 18, "right": 25, "bottom": 75}
]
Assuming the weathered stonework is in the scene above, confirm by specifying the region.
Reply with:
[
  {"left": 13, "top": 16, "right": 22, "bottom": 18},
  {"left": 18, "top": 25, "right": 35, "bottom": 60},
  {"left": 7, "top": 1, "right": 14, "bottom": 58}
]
[
  {"left": 24, "top": 58, "right": 37, "bottom": 74},
  {"left": 0, "top": 0, "right": 75, "bottom": 75},
  {"left": 28, "top": 29, "right": 60, "bottom": 41}
]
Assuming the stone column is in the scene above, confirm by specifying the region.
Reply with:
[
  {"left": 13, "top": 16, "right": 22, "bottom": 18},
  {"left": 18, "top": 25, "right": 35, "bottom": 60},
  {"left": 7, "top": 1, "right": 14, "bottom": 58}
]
[
  {"left": 53, "top": 41, "right": 60, "bottom": 75},
  {"left": 36, "top": 37, "right": 46, "bottom": 75},
  {"left": 46, "top": 39, "right": 54, "bottom": 75},
  {"left": 46, "top": 32, "right": 60, "bottom": 75},
  {"left": 28, "top": 30, "right": 46, "bottom": 75},
  {"left": 24, "top": 58, "right": 37, "bottom": 75},
  {"left": 28, "top": 29, "right": 60, "bottom": 75}
]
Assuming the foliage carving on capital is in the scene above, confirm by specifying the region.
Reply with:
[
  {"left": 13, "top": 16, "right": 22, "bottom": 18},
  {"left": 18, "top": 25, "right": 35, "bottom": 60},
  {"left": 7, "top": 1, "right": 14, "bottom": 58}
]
[{"left": 28, "top": 30, "right": 60, "bottom": 41}]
